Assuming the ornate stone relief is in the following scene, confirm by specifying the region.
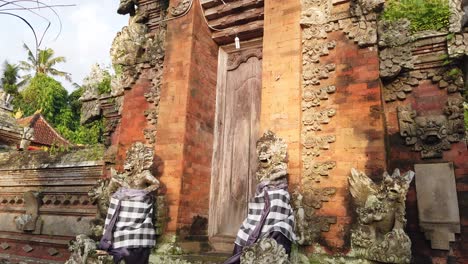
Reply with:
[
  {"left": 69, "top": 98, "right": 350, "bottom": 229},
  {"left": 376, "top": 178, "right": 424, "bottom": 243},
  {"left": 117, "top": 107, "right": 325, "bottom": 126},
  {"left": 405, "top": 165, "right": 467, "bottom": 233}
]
[
  {"left": 170, "top": 0, "right": 191, "bottom": 17},
  {"left": 302, "top": 85, "right": 336, "bottom": 109},
  {"left": 144, "top": 108, "right": 159, "bottom": 126},
  {"left": 302, "top": 133, "right": 336, "bottom": 157},
  {"left": 397, "top": 98, "right": 465, "bottom": 158},
  {"left": 144, "top": 128, "right": 157, "bottom": 144},
  {"left": 240, "top": 238, "right": 290, "bottom": 264},
  {"left": 339, "top": 19, "right": 378, "bottom": 47},
  {"left": 349, "top": 168, "right": 414, "bottom": 264},
  {"left": 350, "top": 0, "right": 385, "bottom": 19},
  {"left": 384, "top": 67, "right": 465, "bottom": 102},
  {"left": 292, "top": 188, "right": 336, "bottom": 245},
  {"left": 303, "top": 161, "right": 336, "bottom": 183},
  {"left": 302, "top": 108, "right": 336, "bottom": 131}
]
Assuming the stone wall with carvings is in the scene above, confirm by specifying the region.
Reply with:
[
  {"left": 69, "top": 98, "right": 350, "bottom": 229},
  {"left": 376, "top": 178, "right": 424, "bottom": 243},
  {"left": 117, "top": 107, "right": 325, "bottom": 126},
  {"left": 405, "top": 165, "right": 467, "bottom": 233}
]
[
  {"left": 379, "top": 1, "right": 467, "bottom": 262},
  {"left": 0, "top": 149, "right": 103, "bottom": 263}
]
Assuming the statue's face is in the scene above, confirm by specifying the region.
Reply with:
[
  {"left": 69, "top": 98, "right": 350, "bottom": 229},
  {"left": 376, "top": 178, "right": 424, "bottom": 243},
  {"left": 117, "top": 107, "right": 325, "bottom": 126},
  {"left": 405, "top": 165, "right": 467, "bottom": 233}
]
[{"left": 258, "top": 144, "right": 273, "bottom": 169}]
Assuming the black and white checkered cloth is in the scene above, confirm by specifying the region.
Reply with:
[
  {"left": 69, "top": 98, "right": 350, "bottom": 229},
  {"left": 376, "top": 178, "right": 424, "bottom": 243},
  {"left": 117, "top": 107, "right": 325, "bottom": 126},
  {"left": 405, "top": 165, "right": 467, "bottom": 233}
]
[
  {"left": 103, "top": 189, "right": 156, "bottom": 249},
  {"left": 234, "top": 184, "right": 296, "bottom": 247}
]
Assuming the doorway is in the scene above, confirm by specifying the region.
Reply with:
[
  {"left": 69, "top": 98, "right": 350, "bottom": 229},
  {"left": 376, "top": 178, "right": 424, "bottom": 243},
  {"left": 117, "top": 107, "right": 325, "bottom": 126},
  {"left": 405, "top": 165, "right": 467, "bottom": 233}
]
[{"left": 208, "top": 40, "right": 263, "bottom": 251}]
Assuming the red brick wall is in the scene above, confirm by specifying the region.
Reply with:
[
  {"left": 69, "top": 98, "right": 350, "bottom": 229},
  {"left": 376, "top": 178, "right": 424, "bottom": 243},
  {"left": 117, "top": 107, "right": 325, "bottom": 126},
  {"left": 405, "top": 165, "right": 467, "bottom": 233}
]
[
  {"left": 384, "top": 80, "right": 468, "bottom": 263},
  {"left": 177, "top": 0, "right": 218, "bottom": 232},
  {"left": 155, "top": 0, "right": 218, "bottom": 234},
  {"left": 318, "top": 31, "right": 386, "bottom": 251}
]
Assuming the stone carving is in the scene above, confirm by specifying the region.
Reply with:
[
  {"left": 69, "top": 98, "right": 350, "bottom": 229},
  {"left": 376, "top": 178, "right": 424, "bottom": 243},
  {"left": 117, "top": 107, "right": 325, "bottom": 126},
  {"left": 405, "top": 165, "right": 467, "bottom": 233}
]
[
  {"left": 397, "top": 99, "right": 465, "bottom": 158},
  {"left": 377, "top": 19, "right": 412, "bottom": 48},
  {"left": 379, "top": 47, "right": 413, "bottom": 80},
  {"left": 414, "top": 163, "right": 461, "bottom": 250},
  {"left": 144, "top": 86, "right": 161, "bottom": 107},
  {"left": 339, "top": 19, "right": 378, "bottom": 47},
  {"left": 383, "top": 74, "right": 420, "bottom": 102},
  {"left": 302, "top": 133, "right": 335, "bottom": 157},
  {"left": 302, "top": 86, "right": 336, "bottom": 109},
  {"left": 47, "top": 247, "right": 59, "bottom": 256},
  {"left": 14, "top": 191, "right": 42, "bottom": 232},
  {"left": 65, "top": 234, "right": 113, "bottom": 264},
  {"left": 302, "top": 108, "right": 336, "bottom": 131},
  {"left": 303, "top": 41, "right": 336, "bottom": 64},
  {"left": 429, "top": 67, "right": 464, "bottom": 93},
  {"left": 449, "top": 0, "right": 464, "bottom": 33},
  {"left": 240, "top": 238, "right": 290, "bottom": 264},
  {"left": 88, "top": 142, "right": 159, "bottom": 237},
  {"left": 144, "top": 127, "right": 157, "bottom": 144},
  {"left": 110, "top": 16, "right": 148, "bottom": 67},
  {"left": 0, "top": 91, "right": 13, "bottom": 110},
  {"left": 300, "top": 0, "right": 332, "bottom": 27},
  {"left": 350, "top": 0, "right": 385, "bottom": 18},
  {"left": 303, "top": 63, "right": 336, "bottom": 86},
  {"left": 303, "top": 160, "right": 336, "bottom": 183},
  {"left": 349, "top": 168, "right": 414, "bottom": 264},
  {"left": 292, "top": 188, "right": 336, "bottom": 245},
  {"left": 170, "top": 0, "right": 190, "bottom": 17},
  {"left": 19, "top": 126, "right": 34, "bottom": 151},
  {"left": 255, "top": 130, "right": 288, "bottom": 182},
  {"left": 144, "top": 108, "right": 159, "bottom": 126}
]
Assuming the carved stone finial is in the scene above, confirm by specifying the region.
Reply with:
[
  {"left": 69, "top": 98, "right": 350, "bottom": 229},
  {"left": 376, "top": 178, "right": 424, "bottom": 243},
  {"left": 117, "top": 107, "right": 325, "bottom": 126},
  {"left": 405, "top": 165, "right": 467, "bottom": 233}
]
[
  {"left": 255, "top": 131, "right": 288, "bottom": 182},
  {"left": 65, "top": 234, "right": 113, "bottom": 264},
  {"left": 349, "top": 168, "right": 414, "bottom": 263},
  {"left": 240, "top": 238, "right": 290, "bottom": 264}
]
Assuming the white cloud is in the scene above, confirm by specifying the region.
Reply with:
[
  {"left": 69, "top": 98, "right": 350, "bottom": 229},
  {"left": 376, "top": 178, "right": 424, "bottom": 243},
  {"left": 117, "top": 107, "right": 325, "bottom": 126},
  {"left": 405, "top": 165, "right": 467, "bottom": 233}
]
[{"left": 0, "top": 0, "right": 127, "bottom": 91}]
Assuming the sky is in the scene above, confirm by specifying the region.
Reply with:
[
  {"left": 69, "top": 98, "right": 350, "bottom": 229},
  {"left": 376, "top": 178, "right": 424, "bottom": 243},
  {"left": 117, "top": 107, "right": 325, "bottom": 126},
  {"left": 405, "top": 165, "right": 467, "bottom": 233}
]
[{"left": 0, "top": 0, "right": 128, "bottom": 92}]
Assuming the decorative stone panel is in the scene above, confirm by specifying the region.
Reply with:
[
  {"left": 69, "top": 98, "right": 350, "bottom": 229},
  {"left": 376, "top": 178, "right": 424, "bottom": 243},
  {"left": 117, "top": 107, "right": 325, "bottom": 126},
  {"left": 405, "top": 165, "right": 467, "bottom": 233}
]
[
  {"left": 414, "top": 163, "right": 461, "bottom": 250},
  {"left": 397, "top": 98, "right": 465, "bottom": 158}
]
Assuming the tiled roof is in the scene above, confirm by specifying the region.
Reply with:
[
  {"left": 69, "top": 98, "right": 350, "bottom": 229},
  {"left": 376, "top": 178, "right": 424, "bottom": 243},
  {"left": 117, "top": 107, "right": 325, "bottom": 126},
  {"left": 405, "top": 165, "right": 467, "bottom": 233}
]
[{"left": 17, "top": 114, "right": 71, "bottom": 147}]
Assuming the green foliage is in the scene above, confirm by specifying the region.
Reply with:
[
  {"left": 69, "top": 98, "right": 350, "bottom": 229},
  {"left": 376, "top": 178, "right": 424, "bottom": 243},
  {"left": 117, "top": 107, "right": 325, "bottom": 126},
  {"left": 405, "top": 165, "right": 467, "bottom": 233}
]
[
  {"left": 57, "top": 119, "right": 103, "bottom": 145},
  {"left": 18, "top": 73, "right": 68, "bottom": 125},
  {"left": 382, "top": 0, "right": 450, "bottom": 33},
  {"left": 1, "top": 61, "right": 20, "bottom": 94},
  {"left": 464, "top": 103, "right": 468, "bottom": 130},
  {"left": 19, "top": 44, "right": 71, "bottom": 83},
  {"left": 97, "top": 71, "right": 111, "bottom": 95}
]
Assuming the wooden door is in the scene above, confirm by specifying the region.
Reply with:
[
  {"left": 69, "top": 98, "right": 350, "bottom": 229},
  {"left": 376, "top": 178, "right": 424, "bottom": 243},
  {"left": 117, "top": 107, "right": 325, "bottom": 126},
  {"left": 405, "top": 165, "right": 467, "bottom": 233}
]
[{"left": 209, "top": 43, "right": 262, "bottom": 243}]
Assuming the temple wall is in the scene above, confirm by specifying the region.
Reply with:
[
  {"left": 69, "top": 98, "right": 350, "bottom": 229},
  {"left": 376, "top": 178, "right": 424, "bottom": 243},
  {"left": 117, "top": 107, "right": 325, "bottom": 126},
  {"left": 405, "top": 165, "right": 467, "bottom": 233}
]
[{"left": 0, "top": 150, "right": 103, "bottom": 263}]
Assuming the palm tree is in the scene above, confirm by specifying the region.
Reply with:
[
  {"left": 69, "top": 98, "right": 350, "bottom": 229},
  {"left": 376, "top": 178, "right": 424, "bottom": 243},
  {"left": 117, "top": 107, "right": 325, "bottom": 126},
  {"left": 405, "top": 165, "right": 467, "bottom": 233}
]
[
  {"left": 19, "top": 43, "right": 72, "bottom": 82},
  {"left": 0, "top": 60, "right": 21, "bottom": 94}
]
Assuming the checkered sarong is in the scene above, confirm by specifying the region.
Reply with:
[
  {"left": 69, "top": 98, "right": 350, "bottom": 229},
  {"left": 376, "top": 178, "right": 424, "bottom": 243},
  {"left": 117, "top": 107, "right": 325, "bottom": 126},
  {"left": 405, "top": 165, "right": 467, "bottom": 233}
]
[
  {"left": 103, "top": 188, "right": 156, "bottom": 249},
  {"left": 234, "top": 183, "right": 295, "bottom": 247}
]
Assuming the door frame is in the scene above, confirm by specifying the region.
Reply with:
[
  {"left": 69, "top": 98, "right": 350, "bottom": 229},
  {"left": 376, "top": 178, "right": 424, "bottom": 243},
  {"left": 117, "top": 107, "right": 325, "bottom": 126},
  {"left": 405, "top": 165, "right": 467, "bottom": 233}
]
[{"left": 208, "top": 38, "right": 263, "bottom": 243}]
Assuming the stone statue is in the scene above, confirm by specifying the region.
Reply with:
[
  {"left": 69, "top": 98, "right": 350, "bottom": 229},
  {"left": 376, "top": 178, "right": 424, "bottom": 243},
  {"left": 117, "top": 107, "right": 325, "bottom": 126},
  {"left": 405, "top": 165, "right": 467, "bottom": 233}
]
[
  {"left": 117, "top": 0, "right": 138, "bottom": 15},
  {"left": 225, "top": 131, "right": 295, "bottom": 264},
  {"left": 349, "top": 168, "right": 414, "bottom": 264}
]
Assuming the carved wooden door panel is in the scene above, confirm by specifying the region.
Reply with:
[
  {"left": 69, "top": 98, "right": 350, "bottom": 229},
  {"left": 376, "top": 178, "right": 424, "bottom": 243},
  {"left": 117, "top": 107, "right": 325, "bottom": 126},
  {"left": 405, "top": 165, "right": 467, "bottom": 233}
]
[{"left": 209, "top": 45, "right": 262, "bottom": 243}]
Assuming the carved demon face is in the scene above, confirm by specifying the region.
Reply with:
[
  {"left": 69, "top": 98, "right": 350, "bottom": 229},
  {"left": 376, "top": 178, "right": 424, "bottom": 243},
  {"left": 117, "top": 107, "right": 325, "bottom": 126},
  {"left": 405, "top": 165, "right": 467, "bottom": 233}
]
[
  {"left": 382, "top": 169, "right": 414, "bottom": 201},
  {"left": 255, "top": 131, "right": 288, "bottom": 182},
  {"left": 415, "top": 116, "right": 447, "bottom": 145}
]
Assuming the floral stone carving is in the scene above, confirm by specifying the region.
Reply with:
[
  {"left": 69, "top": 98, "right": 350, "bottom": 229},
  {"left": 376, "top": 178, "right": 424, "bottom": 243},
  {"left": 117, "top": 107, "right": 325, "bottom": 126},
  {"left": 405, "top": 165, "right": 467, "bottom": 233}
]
[
  {"left": 240, "top": 238, "right": 290, "bottom": 264},
  {"left": 255, "top": 130, "right": 288, "bottom": 182},
  {"left": 397, "top": 98, "right": 465, "bottom": 158},
  {"left": 349, "top": 168, "right": 414, "bottom": 264},
  {"left": 449, "top": 0, "right": 463, "bottom": 33},
  {"left": 303, "top": 160, "right": 336, "bottom": 183},
  {"left": 170, "top": 0, "right": 191, "bottom": 17}
]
